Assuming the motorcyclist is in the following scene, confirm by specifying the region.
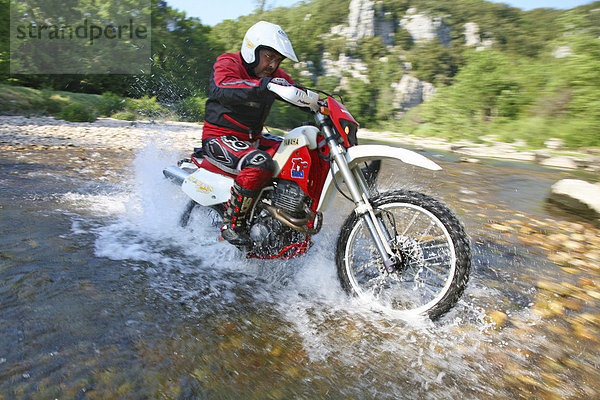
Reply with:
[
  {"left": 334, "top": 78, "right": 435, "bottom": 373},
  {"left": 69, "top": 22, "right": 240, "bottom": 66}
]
[{"left": 201, "top": 21, "right": 298, "bottom": 246}]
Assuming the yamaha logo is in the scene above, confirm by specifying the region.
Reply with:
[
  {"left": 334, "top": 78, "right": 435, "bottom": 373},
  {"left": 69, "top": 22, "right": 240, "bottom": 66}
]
[{"left": 188, "top": 176, "right": 214, "bottom": 194}]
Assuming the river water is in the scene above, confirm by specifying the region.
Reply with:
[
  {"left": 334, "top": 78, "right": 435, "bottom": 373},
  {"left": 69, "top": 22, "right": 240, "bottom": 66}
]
[{"left": 1, "top": 137, "right": 599, "bottom": 399}]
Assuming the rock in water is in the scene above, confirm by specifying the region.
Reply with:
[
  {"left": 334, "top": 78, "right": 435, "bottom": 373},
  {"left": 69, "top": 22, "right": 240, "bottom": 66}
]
[{"left": 548, "top": 179, "right": 600, "bottom": 221}]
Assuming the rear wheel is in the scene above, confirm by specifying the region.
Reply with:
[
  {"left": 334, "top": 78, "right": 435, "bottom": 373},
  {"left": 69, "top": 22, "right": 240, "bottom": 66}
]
[
  {"left": 336, "top": 190, "right": 470, "bottom": 320},
  {"left": 180, "top": 201, "right": 224, "bottom": 228}
]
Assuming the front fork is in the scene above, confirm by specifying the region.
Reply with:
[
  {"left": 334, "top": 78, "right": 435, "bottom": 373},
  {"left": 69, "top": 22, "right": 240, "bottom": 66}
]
[
  {"left": 323, "top": 125, "right": 399, "bottom": 273},
  {"left": 354, "top": 172, "right": 400, "bottom": 274}
]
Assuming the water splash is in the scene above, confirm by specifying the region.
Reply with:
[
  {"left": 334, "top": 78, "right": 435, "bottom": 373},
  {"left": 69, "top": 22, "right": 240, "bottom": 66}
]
[{"left": 58, "top": 139, "right": 534, "bottom": 399}]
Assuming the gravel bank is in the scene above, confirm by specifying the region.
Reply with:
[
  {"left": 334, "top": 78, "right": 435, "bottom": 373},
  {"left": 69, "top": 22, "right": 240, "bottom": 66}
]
[
  {"left": 0, "top": 115, "right": 201, "bottom": 151},
  {"left": 2, "top": 116, "right": 599, "bottom": 172},
  {"left": 359, "top": 128, "right": 600, "bottom": 172}
]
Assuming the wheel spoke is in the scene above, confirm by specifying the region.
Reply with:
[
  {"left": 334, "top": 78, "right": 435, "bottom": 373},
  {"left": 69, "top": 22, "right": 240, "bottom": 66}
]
[
  {"left": 401, "top": 210, "right": 419, "bottom": 236},
  {"left": 339, "top": 193, "right": 469, "bottom": 319}
]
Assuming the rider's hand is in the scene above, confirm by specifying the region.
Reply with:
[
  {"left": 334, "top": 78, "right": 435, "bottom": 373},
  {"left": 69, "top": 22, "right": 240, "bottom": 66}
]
[{"left": 269, "top": 77, "right": 292, "bottom": 86}]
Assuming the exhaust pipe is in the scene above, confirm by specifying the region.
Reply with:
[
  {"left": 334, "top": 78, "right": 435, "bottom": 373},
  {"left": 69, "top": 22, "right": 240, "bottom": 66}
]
[
  {"left": 262, "top": 203, "right": 323, "bottom": 235},
  {"left": 163, "top": 165, "right": 191, "bottom": 186}
]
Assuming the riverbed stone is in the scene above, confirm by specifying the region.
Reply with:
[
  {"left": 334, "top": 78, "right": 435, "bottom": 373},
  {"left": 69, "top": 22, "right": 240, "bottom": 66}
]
[
  {"left": 544, "top": 138, "right": 564, "bottom": 150},
  {"left": 487, "top": 310, "right": 508, "bottom": 328},
  {"left": 548, "top": 179, "right": 600, "bottom": 221},
  {"left": 541, "top": 156, "right": 578, "bottom": 169}
]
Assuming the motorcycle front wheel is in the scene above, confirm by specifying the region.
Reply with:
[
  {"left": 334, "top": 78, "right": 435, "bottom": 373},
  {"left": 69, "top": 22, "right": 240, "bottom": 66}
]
[{"left": 336, "top": 190, "right": 471, "bottom": 320}]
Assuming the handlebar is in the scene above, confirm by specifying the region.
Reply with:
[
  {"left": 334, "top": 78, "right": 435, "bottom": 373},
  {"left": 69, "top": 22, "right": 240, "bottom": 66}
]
[{"left": 267, "top": 82, "right": 320, "bottom": 112}]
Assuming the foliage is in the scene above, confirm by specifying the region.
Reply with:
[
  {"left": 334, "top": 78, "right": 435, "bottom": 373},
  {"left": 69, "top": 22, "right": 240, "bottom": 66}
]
[
  {"left": 0, "top": 84, "right": 46, "bottom": 114},
  {"left": 356, "top": 37, "right": 388, "bottom": 64},
  {"left": 0, "top": 84, "right": 102, "bottom": 115},
  {"left": 59, "top": 103, "right": 97, "bottom": 123},
  {"left": 0, "top": 0, "right": 218, "bottom": 99},
  {"left": 174, "top": 96, "right": 207, "bottom": 122},
  {"left": 112, "top": 111, "right": 137, "bottom": 121},
  {"left": 125, "top": 95, "right": 167, "bottom": 119},
  {"left": 395, "top": 27, "right": 414, "bottom": 50},
  {"left": 144, "top": 1, "right": 221, "bottom": 101},
  {"left": 0, "top": 0, "right": 9, "bottom": 76},
  {"left": 266, "top": 101, "right": 312, "bottom": 129},
  {"left": 41, "top": 90, "right": 71, "bottom": 114},
  {"left": 1, "top": 0, "right": 600, "bottom": 148},
  {"left": 407, "top": 42, "right": 462, "bottom": 86},
  {"left": 397, "top": 24, "right": 600, "bottom": 148},
  {"left": 97, "top": 92, "right": 125, "bottom": 117},
  {"left": 341, "top": 78, "right": 377, "bottom": 126},
  {"left": 372, "top": 54, "right": 405, "bottom": 121}
]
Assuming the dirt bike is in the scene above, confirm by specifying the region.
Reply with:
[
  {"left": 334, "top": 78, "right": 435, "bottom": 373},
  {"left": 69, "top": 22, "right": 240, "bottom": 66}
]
[{"left": 163, "top": 82, "right": 471, "bottom": 320}]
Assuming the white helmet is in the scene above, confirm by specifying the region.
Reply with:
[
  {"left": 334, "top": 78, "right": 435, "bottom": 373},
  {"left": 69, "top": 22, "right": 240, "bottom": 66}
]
[{"left": 241, "top": 21, "right": 298, "bottom": 64}]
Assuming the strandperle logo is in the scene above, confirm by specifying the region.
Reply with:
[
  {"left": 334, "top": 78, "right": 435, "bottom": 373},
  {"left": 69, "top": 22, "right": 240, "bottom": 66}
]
[
  {"left": 14, "top": 19, "right": 149, "bottom": 45},
  {"left": 10, "top": 0, "right": 151, "bottom": 74}
]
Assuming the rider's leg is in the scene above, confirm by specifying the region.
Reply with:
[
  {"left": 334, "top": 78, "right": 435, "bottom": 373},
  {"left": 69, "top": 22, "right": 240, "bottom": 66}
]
[
  {"left": 201, "top": 136, "right": 275, "bottom": 246},
  {"left": 220, "top": 149, "right": 275, "bottom": 246},
  {"left": 220, "top": 182, "right": 259, "bottom": 246}
]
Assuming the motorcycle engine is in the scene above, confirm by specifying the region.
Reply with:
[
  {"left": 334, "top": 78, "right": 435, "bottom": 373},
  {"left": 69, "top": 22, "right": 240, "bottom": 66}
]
[
  {"left": 249, "top": 180, "right": 310, "bottom": 255},
  {"left": 271, "top": 180, "right": 308, "bottom": 218}
]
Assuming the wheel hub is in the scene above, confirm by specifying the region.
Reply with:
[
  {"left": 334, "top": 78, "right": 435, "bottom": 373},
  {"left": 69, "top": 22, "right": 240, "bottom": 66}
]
[{"left": 390, "top": 236, "right": 425, "bottom": 275}]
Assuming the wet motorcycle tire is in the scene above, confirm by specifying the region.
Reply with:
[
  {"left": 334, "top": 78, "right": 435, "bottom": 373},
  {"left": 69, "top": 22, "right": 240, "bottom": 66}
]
[
  {"left": 179, "top": 200, "right": 225, "bottom": 228},
  {"left": 335, "top": 190, "right": 471, "bottom": 321}
]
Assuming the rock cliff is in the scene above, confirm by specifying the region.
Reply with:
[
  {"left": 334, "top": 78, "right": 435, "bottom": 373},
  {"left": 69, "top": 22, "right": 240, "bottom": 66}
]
[
  {"left": 391, "top": 74, "right": 436, "bottom": 117},
  {"left": 313, "top": 1, "right": 499, "bottom": 118},
  {"left": 399, "top": 7, "right": 451, "bottom": 47}
]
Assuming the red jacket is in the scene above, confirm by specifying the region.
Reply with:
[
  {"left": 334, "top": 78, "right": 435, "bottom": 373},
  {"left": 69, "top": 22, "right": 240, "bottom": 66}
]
[{"left": 203, "top": 52, "right": 294, "bottom": 141}]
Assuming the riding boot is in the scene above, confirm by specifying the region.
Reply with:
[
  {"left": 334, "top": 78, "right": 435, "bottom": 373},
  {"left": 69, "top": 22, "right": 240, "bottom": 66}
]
[{"left": 220, "top": 182, "right": 257, "bottom": 247}]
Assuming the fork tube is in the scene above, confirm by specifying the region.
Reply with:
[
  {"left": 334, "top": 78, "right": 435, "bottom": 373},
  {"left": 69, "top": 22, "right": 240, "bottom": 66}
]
[
  {"left": 321, "top": 125, "right": 364, "bottom": 203},
  {"left": 352, "top": 165, "right": 378, "bottom": 198},
  {"left": 319, "top": 123, "right": 397, "bottom": 269},
  {"left": 361, "top": 208, "right": 395, "bottom": 264},
  {"left": 350, "top": 165, "right": 393, "bottom": 242}
]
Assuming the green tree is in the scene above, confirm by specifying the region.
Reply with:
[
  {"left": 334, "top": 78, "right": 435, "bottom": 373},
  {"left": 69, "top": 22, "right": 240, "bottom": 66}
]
[
  {"left": 0, "top": 0, "right": 9, "bottom": 77},
  {"left": 407, "top": 41, "right": 461, "bottom": 86},
  {"left": 342, "top": 77, "right": 376, "bottom": 126}
]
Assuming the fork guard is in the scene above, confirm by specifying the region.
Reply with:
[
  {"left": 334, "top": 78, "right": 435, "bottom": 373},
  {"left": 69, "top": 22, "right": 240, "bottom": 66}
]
[{"left": 316, "top": 144, "right": 442, "bottom": 212}]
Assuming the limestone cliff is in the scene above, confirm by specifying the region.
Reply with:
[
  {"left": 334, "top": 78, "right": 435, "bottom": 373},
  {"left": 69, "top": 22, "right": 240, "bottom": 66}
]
[{"left": 312, "top": 1, "right": 499, "bottom": 119}]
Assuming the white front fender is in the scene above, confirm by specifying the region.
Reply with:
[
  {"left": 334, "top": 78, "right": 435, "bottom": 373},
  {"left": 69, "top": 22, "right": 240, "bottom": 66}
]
[{"left": 316, "top": 144, "right": 442, "bottom": 212}]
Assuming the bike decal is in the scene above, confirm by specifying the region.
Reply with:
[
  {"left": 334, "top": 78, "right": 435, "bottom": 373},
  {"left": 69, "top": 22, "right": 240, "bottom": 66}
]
[
  {"left": 187, "top": 176, "right": 214, "bottom": 194},
  {"left": 291, "top": 157, "right": 308, "bottom": 179}
]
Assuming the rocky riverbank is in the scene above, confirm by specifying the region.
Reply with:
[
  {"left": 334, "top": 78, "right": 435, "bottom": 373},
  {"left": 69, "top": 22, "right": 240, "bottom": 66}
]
[
  {"left": 0, "top": 115, "right": 200, "bottom": 152},
  {"left": 2, "top": 115, "right": 599, "bottom": 225},
  {"left": 359, "top": 129, "right": 600, "bottom": 172},
  {"left": 2, "top": 116, "right": 600, "bottom": 173}
]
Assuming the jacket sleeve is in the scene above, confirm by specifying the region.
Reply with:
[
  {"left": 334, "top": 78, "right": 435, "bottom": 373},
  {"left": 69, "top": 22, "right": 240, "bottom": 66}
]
[{"left": 209, "top": 57, "right": 273, "bottom": 105}]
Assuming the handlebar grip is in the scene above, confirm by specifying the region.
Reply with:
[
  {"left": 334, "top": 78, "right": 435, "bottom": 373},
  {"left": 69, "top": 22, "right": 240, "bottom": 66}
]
[{"left": 267, "top": 83, "right": 320, "bottom": 112}]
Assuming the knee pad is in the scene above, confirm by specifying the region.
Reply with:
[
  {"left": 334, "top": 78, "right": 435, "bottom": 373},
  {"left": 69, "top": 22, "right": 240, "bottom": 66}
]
[{"left": 240, "top": 150, "right": 274, "bottom": 173}]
